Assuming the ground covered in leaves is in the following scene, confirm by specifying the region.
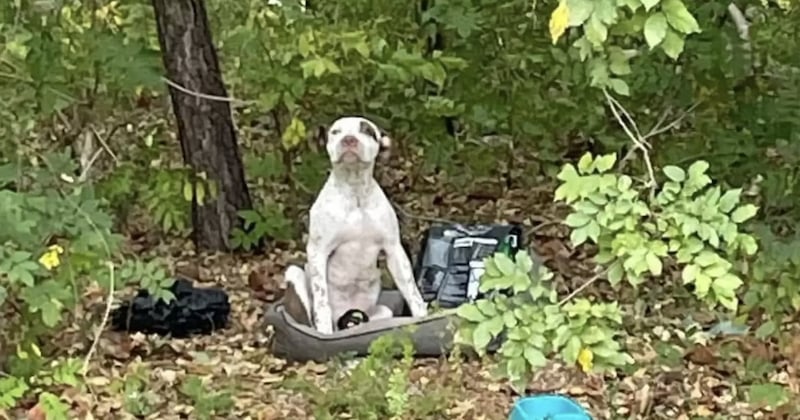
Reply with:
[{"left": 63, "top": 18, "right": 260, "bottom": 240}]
[{"left": 35, "top": 154, "right": 800, "bottom": 420}]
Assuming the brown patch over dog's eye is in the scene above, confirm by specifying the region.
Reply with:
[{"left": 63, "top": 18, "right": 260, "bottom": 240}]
[{"left": 358, "top": 121, "right": 377, "bottom": 139}]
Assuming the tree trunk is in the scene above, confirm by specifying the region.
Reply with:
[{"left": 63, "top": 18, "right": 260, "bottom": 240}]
[{"left": 151, "top": 0, "right": 253, "bottom": 251}]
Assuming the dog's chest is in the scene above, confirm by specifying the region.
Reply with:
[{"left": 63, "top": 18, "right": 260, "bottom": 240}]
[{"left": 330, "top": 208, "right": 384, "bottom": 259}]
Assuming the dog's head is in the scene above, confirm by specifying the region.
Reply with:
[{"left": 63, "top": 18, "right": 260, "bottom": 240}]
[{"left": 325, "top": 116, "right": 391, "bottom": 166}]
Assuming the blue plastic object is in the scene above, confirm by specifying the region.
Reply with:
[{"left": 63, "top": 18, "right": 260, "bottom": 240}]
[{"left": 509, "top": 395, "right": 592, "bottom": 420}]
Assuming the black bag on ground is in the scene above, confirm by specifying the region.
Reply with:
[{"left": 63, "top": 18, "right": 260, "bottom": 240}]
[
  {"left": 412, "top": 223, "right": 524, "bottom": 309},
  {"left": 111, "top": 278, "right": 230, "bottom": 338}
]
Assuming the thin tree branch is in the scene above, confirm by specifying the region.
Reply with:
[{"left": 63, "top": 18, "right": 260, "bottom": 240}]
[{"left": 603, "top": 89, "right": 657, "bottom": 191}]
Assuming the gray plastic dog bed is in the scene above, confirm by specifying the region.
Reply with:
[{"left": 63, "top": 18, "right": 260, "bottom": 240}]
[{"left": 264, "top": 290, "right": 457, "bottom": 362}]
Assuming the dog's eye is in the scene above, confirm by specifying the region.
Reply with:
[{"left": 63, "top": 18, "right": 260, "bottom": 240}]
[
  {"left": 330, "top": 129, "right": 341, "bottom": 135},
  {"left": 358, "top": 121, "right": 377, "bottom": 139}
]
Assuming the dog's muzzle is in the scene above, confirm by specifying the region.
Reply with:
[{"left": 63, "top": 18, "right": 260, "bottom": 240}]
[{"left": 337, "top": 135, "right": 362, "bottom": 161}]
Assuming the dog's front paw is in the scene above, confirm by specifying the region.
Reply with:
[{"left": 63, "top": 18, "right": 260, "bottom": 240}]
[
  {"left": 411, "top": 301, "right": 429, "bottom": 318},
  {"left": 316, "top": 323, "right": 334, "bottom": 335}
]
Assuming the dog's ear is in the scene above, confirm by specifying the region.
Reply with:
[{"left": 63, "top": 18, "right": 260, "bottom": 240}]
[{"left": 358, "top": 118, "right": 392, "bottom": 150}]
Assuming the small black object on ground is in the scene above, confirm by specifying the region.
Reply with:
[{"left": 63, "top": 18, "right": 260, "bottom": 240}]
[
  {"left": 337, "top": 309, "right": 370, "bottom": 330},
  {"left": 111, "top": 278, "right": 230, "bottom": 338}
]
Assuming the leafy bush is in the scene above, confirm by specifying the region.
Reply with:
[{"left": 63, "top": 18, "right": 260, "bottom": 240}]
[
  {"left": 0, "top": 152, "right": 176, "bottom": 414},
  {"left": 455, "top": 151, "right": 763, "bottom": 388},
  {"left": 282, "top": 331, "right": 451, "bottom": 419},
  {"left": 455, "top": 251, "right": 632, "bottom": 389},
  {"left": 743, "top": 229, "right": 800, "bottom": 336},
  {"left": 555, "top": 152, "right": 759, "bottom": 310},
  {"left": 230, "top": 203, "right": 295, "bottom": 251}
]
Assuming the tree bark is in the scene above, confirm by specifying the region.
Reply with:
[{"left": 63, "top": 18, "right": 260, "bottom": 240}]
[{"left": 151, "top": 0, "right": 253, "bottom": 251}]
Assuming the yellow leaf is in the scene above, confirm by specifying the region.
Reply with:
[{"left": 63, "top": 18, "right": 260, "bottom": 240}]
[
  {"left": 549, "top": 0, "right": 571, "bottom": 44},
  {"left": 38, "top": 245, "right": 65, "bottom": 270},
  {"left": 577, "top": 347, "right": 594, "bottom": 372},
  {"left": 282, "top": 117, "right": 307, "bottom": 150}
]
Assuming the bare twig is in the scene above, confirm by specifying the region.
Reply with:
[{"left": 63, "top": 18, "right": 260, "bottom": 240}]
[
  {"left": 78, "top": 148, "right": 104, "bottom": 182},
  {"left": 90, "top": 124, "right": 122, "bottom": 165},
  {"left": 603, "top": 89, "right": 657, "bottom": 190},
  {"left": 643, "top": 101, "right": 701, "bottom": 140},
  {"left": 619, "top": 100, "right": 702, "bottom": 167},
  {"left": 558, "top": 269, "right": 608, "bottom": 306},
  {"left": 78, "top": 123, "right": 125, "bottom": 182},
  {"left": 82, "top": 261, "right": 115, "bottom": 375}
]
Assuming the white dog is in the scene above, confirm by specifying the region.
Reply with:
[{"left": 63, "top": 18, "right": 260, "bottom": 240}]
[{"left": 283, "top": 116, "right": 429, "bottom": 334}]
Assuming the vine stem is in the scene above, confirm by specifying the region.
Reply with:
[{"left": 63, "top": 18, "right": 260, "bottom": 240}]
[
  {"left": 82, "top": 261, "right": 115, "bottom": 376},
  {"left": 160, "top": 76, "right": 253, "bottom": 105}
]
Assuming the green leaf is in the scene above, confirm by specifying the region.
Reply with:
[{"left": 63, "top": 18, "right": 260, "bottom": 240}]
[
  {"left": 567, "top": 0, "right": 594, "bottom": 27},
  {"left": 620, "top": 0, "right": 641, "bottom": 12},
  {"left": 495, "top": 253, "right": 516, "bottom": 275},
  {"left": 641, "top": 0, "right": 660, "bottom": 11},
  {"left": 607, "top": 261, "right": 624, "bottom": 285},
  {"left": 503, "top": 310, "right": 518, "bottom": 328},
  {"left": 661, "top": 29, "right": 685, "bottom": 59},
  {"left": 486, "top": 315, "right": 505, "bottom": 337},
  {"left": 182, "top": 181, "right": 193, "bottom": 202},
  {"left": 739, "top": 234, "right": 759, "bottom": 256},
  {"left": 594, "top": 153, "right": 617, "bottom": 172},
  {"left": 570, "top": 228, "right": 589, "bottom": 247},
  {"left": 585, "top": 16, "right": 608, "bottom": 47},
  {"left": 718, "top": 189, "right": 742, "bottom": 213},
  {"left": 577, "top": 152, "right": 594, "bottom": 173},
  {"left": 731, "top": 204, "right": 758, "bottom": 223},
  {"left": 645, "top": 252, "right": 663, "bottom": 276},
  {"left": 681, "top": 264, "right": 698, "bottom": 284},
  {"left": 195, "top": 182, "right": 206, "bottom": 204},
  {"left": 562, "top": 336, "right": 582, "bottom": 364},
  {"left": 748, "top": 383, "right": 789, "bottom": 408},
  {"left": 515, "top": 251, "right": 535, "bottom": 273},
  {"left": 643, "top": 13, "right": 668, "bottom": 48},
  {"left": 593, "top": 0, "right": 618, "bottom": 24},
  {"left": 687, "top": 160, "right": 710, "bottom": 179},
  {"left": 712, "top": 274, "right": 743, "bottom": 297},
  {"left": 457, "top": 304, "right": 486, "bottom": 322},
  {"left": 557, "top": 164, "right": 579, "bottom": 181},
  {"left": 523, "top": 347, "right": 547, "bottom": 368},
  {"left": 38, "top": 392, "right": 69, "bottom": 420},
  {"left": 694, "top": 273, "right": 712, "bottom": 297},
  {"left": 473, "top": 322, "right": 493, "bottom": 350},
  {"left": 608, "top": 78, "right": 630, "bottom": 96},
  {"left": 476, "top": 299, "right": 498, "bottom": 317},
  {"left": 694, "top": 251, "right": 718, "bottom": 267},
  {"left": 564, "top": 212, "right": 592, "bottom": 228},
  {"left": 608, "top": 49, "right": 632, "bottom": 76},
  {"left": 662, "top": 165, "right": 686, "bottom": 182},
  {"left": 754, "top": 320, "right": 777, "bottom": 339},
  {"left": 41, "top": 304, "right": 62, "bottom": 328},
  {"left": 618, "top": 175, "right": 633, "bottom": 191},
  {"left": 581, "top": 326, "right": 608, "bottom": 344},
  {"left": 662, "top": 0, "right": 701, "bottom": 34},
  {"left": 506, "top": 357, "right": 527, "bottom": 384}
]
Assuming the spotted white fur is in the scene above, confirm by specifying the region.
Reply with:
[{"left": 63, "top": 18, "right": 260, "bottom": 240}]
[{"left": 283, "top": 116, "right": 428, "bottom": 334}]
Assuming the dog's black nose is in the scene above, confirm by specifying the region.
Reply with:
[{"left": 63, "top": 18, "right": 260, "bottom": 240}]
[{"left": 342, "top": 136, "right": 358, "bottom": 147}]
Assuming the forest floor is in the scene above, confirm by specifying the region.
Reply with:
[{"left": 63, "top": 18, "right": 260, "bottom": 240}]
[{"left": 39, "top": 151, "right": 800, "bottom": 420}]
